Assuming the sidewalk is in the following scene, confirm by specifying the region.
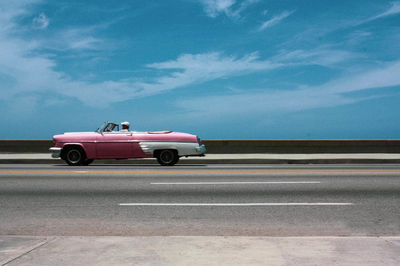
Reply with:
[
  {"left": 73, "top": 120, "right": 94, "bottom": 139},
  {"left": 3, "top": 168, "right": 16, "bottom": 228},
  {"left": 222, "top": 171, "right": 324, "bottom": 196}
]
[
  {"left": 1, "top": 236, "right": 399, "bottom": 265},
  {"left": 1, "top": 153, "right": 400, "bottom": 164}
]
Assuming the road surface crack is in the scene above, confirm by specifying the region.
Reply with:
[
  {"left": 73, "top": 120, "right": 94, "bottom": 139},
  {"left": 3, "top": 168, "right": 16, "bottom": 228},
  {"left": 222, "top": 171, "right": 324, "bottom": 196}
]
[{"left": 2, "top": 237, "right": 55, "bottom": 265}]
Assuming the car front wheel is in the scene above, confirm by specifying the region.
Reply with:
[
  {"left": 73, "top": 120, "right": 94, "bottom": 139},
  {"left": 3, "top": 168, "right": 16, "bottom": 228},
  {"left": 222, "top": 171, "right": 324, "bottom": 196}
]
[
  {"left": 156, "top": 150, "right": 179, "bottom": 166},
  {"left": 65, "top": 148, "right": 85, "bottom": 166}
]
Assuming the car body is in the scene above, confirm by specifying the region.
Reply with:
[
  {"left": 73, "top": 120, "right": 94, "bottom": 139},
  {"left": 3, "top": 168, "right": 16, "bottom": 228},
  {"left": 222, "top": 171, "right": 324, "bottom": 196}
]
[{"left": 49, "top": 122, "right": 206, "bottom": 166}]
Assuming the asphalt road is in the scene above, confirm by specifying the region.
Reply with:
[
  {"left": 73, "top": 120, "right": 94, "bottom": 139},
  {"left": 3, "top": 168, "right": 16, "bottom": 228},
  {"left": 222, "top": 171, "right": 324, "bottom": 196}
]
[{"left": 0, "top": 164, "right": 399, "bottom": 236}]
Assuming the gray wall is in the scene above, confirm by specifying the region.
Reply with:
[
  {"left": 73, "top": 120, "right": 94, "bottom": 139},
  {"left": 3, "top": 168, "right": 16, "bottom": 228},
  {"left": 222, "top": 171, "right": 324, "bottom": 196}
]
[
  {"left": 0, "top": 140, "right": 53, "bottom": 153},
  {"left": 1, "top": 139, "right": 400, "bottom": 153},
  {"left": 202, "top": 140, "right": 400, "bottom": 154}
]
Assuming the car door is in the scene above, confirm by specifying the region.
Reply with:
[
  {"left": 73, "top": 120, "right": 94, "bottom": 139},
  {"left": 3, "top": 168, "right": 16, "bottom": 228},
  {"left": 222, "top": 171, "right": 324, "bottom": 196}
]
[{"left": 96, "top": 132, "right": 134, "bottom": 158}]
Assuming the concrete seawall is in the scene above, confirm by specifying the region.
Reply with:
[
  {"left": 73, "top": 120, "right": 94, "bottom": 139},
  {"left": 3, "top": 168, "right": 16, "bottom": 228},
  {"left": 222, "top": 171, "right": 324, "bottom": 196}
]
[
  {"left": 1, "top": 139, "right": 400, "bottom": 154},
  {"left": 203, "top": 140, "right": 400, "bottom": 154},
  {"left": 0, "top": 140, "right": 53, "bottom": 153}
]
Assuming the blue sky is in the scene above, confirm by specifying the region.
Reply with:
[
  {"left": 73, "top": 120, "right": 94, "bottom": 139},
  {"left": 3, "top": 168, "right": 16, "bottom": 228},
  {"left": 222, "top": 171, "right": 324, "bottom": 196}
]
[{"left": 0, "top": 0, "right": 400, "bottom": 139}]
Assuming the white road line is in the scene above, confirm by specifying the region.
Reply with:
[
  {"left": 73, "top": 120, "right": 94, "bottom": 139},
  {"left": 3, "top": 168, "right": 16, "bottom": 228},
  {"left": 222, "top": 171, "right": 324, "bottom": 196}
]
[
  {"left": 151, "top": 181, "right": 321, "bottom": 185},
  {"left": 119, "top": 202, "right": 353, "bottom": 207}
]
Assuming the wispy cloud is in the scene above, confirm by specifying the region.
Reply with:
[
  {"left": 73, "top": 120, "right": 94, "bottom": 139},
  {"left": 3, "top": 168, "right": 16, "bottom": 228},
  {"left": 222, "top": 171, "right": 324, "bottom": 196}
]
[
  {"left": 364, "top": 1, "right": 400, "bottom": 22},
  {"left": 200, "top": 0, "right": 235, "bottom": 17},
  {"left": 347, "top": 1, "right": 400, "bottom": 28},
  {"left": 57, "top": 51, "right": 280, "bottom": 105},
  {"left": 61, "top": 47, "right": 359, "bottom": 105},
  {"left": 345, "top": 31, "right": 372, "bottom": 45},
  {"left": 258, "top": 10, "right": 294, "bottom": 31},
  {"left": 230, "top": 0, "right": 260, "bottom": 18},
  {"left": 176, "top": 89, "right": 354, "bottom": 119},
  {"left": 175, "top": 61, "right": 400, "bottom": 119},
  {"left": 285, "top": 2, "right": 400, "bottom": 49},
  {"left": 32, "top": 12, "right": 49, "bottom": 29},
  {"left": 147, "top": 52, "right": 276, "bottom": 73},
  {"left": 0, "top": 1, "right": 282, "bottom": 107},
  {"left": 0, "top": 0, "right": 359, "bottom": 109},
  {"left": 0, "top": 2, "right": 111, "bottom": 106},
  {"left": 56, "top": 28, "right": 103, "bottom": 51},
  {"left": 34, "top": 24, "right": 113, "bottom": 53},
  {"left": 321, "top": 61, "right": 400, "bottom": 94},
  {"left": 274, "top": 48, "right": 360, "bottom": 67},
  {"left": 199, "top": 0, "right": 259, "bottom": 18},
  {"left": 0, "top": 0, "right": 396, "bottom": 115},
  {"left": 137, "top": 52, "right": 280, "bottom": 97}
]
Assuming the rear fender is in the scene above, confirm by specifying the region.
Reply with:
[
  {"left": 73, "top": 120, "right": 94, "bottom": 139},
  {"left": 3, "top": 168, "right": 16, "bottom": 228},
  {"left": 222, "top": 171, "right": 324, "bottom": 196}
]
[{"left": 139, "top": 141, "right": 199, "bottom": 157}]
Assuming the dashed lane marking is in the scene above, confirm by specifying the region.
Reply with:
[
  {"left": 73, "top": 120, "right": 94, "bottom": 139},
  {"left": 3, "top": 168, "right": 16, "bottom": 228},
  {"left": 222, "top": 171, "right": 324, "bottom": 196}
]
[
  {"left": 151, "top": 181, "right": 321, "bottom": 185},
  {"left": 119, "top": 202, "right": 354, "bottom": 207}
]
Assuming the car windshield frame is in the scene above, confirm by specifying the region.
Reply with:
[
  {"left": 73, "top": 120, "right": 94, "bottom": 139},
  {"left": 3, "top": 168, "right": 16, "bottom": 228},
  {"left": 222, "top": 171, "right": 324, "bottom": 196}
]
[{"left": 96, "top": 122, "right": 119, "bottom": 133}]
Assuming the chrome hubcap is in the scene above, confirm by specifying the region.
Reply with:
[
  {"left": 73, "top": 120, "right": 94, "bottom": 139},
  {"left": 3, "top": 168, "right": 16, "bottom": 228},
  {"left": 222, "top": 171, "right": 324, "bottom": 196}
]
[
  {"left": 67, "top": 150, "right": 81, "bottom": 163},
  {"left": 160, "top": 150, "right": 173, "bottom": 163}
]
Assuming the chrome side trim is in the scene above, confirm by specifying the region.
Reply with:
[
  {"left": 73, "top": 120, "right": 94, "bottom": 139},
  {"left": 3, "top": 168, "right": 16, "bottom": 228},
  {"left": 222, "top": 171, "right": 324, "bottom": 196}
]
[{"left": 139, "top": 142, "right": 206, "bottom": 156}]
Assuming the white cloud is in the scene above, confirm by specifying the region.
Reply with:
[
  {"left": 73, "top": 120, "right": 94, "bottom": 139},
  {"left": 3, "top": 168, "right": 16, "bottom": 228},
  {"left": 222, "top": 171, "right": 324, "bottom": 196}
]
[
  {"left": 148, "top": 52, "right": 276, "bottom": 72},
  {"left": 134, "top": 52, "right": 281, "bottom": 98},
  {"left": 0, "top": 2, "right": 115, "bottom": 106},
  {"left": 175, "top": 61, "right": 400, "bottom": 119},
  {"left": 274, "top": 48, "right": 360, "bottom": 67},
  {"left": 0, "top": 1, "right": 282, "bottom": 107},
  {"left": 200, "top": 0, "right": 235, "bottom": 17},
  {"left": 0, "top": 0, "right": 39, "bottom": 33},
  {"left": 2, "top": 50, "right": 281, "bottom": 107},
  {"left": 32, "top": 25, "right": 108, "bottom": 52},
  {"left": 230, "top": 0, "right": 260, "bottom": 18},
  {"left": 0, "top": 0, "right": 280, "bottom": 107},
  {"left": 33, "top": 12, "right": 49, "bottom": 29},
  {"left": 345, "top": 31, "right": 372, "bottom": 45},
  {"left": 199, "top": 0, "right": 259, "bottom": 18},
  {"left": 321, "top": 61, "right": 400, "bottom": 94},
  {"left": 0, "top": 0, "right": 359, "bottom": 109},
  {"left": 289, "top": 2, "right": 400, "bottom": 45},
  {"left": 176, "top": 90, "right": 354, "bottom": 119},
  {"left": 258, "top": 10, "right": 294, "bottom": 31},
  {"left": 367, "top": 1, "right": 400, "bottom": 22},
  {"left": 347, "top": 2, "right": 400, "bottom": 27},
  {"left": 57, "top": 28, "right": 102, "bottom": 51},
  {"left": 59, "top": 47, "right": 361, "bottom": 105},
  {"left": 1, "top": 0, "right": 396, "bottom": 115},
  {"left": 38, "top": 52, "right": 280, "bottom": 106}
]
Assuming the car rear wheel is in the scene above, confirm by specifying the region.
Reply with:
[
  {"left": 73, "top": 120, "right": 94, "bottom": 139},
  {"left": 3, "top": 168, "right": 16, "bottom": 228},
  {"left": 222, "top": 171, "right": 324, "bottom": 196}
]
[
  {"left": 65, "top": 147, "right": 85, "bottom": 166},
  {"left": 156, "top": 149, "right": 179, "bottom": 166}
]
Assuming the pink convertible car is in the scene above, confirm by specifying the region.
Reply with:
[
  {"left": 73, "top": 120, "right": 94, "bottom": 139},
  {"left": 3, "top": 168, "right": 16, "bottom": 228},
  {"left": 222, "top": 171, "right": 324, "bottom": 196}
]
[{"left": 49, "top": 122, "right": 206, "bottom": 166}]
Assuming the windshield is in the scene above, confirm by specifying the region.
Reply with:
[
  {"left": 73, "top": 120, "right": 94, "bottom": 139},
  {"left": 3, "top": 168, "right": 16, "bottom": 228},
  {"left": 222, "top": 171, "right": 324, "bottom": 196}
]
[
  {"left": 96, "top": 122, "right": 119, "bottom": 133},
  {"left": 96, "top": 122, "right": 107, "bottom": 133}
]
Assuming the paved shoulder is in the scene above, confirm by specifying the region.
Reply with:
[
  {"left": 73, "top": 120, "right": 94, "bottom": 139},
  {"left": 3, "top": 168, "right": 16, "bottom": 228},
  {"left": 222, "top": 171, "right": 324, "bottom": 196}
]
[
  {"left": 0, "top": 236, "right": 51, "bottom": 265},
  {"left": 2, "top": 236, "right": 400, "bottom": 266}
]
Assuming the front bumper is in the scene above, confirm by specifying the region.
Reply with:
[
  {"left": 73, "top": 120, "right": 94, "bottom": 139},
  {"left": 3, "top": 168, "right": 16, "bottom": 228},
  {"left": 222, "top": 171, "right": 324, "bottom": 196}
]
[{"left": 49, "top": 147, "right": 62, "bottom": 158}]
